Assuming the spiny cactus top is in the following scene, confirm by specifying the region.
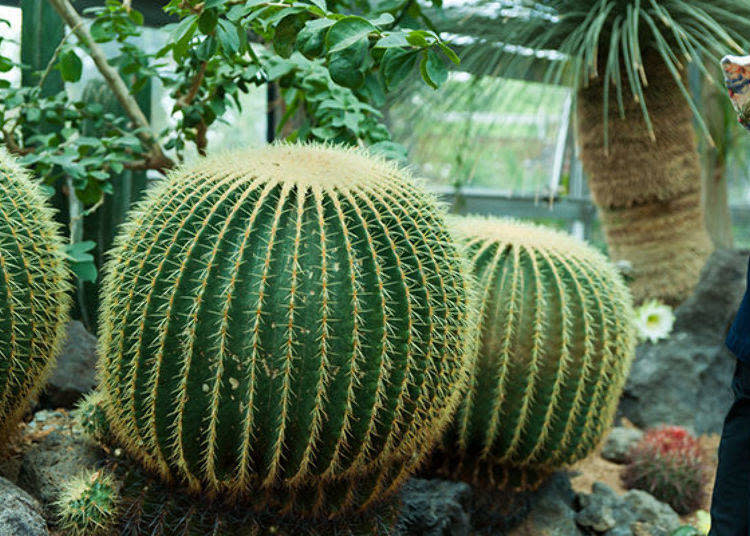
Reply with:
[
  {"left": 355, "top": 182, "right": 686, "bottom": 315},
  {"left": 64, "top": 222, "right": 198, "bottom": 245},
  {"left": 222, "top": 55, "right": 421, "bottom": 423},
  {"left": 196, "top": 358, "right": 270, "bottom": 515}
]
[
  {"left": 445, "top": 216, "right": 635, "bottom": 487},
  {"left": 0, "top": 150, "right": 70, "bottom": 442},
  {"left": 98, "top": 143, "right": 474, "bottom": 516}
]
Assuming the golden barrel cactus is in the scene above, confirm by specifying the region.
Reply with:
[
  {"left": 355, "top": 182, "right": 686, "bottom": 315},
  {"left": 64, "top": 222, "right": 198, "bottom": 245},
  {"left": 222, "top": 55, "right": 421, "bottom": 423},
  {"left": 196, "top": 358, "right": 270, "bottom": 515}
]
[
  {"left": 97, "top": 143, "right": 475, "bottom": 519},
  {"left": 0, "top": 150, "right": 70, "bottom": 443},
  {"left": 443, "top": 216, "right": 636, "bottom": 488}
]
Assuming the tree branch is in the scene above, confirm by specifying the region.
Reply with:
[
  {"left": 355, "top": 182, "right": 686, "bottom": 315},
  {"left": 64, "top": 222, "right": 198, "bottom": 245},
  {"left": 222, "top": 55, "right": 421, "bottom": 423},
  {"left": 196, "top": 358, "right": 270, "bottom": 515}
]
[
  {"left": 47, "top": 0, "right": 174, "bottom": 172},
  {"left": 176, "top": 60, "right": 208, "bottom": 109}
]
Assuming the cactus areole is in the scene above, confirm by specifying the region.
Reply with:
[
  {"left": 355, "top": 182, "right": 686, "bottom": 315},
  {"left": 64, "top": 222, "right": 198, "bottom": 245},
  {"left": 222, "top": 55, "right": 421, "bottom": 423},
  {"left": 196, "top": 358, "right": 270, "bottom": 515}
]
[
  {"left": 0, "top": 150, "right": 70, "bottom": 443},
  {"left": 98, "top": 144, "right": 474, "bottom": 516},
  {"left": 445, "top": 216, "right": 636, "bottom": 488}
]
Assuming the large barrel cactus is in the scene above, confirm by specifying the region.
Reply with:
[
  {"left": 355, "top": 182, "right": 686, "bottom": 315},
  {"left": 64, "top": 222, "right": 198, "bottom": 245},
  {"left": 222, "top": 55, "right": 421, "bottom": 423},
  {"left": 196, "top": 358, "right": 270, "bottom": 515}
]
[
  {"left": 442, "top": 216, "right": 636, "bottom": 489},
  {"left": 97, "top": 143, "right": 474, "bottom": 518},
  {"left": 0, "top": 150, "right": 70, "bottom": 442}
]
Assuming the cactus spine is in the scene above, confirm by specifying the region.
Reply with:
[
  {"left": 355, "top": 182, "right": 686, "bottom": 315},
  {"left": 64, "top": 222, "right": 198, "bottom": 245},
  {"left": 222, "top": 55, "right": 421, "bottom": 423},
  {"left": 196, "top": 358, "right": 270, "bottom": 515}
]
[
  {"left": 97, "top": 143, "right": 474, "bottom": 517},
  {"left": 443, "top": 216, "right": 636, "bottom": 487},
  {"left": 0, "top": 150, "right": 70, "bottom": 442}
]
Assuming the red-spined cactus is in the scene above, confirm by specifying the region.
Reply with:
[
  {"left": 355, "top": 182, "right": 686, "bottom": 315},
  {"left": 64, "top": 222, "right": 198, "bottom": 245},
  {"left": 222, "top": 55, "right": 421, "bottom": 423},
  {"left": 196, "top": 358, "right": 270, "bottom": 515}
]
[{"left": 622, "top": 426, "right": 709, "bottom": 515}]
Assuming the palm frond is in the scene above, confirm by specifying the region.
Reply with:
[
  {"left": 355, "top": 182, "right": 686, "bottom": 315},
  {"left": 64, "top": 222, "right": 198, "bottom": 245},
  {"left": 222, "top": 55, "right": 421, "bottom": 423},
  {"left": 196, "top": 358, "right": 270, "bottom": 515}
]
[{"left": 434, "top": 0, "right": 750, "bottom": 142}]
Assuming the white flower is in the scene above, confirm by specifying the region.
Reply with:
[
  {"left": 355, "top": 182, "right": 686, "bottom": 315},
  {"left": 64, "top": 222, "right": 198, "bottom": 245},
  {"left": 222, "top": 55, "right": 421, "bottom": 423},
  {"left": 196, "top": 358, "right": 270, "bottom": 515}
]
[{"left": 635, "top": 300, "right": 675, "bottom": 343}]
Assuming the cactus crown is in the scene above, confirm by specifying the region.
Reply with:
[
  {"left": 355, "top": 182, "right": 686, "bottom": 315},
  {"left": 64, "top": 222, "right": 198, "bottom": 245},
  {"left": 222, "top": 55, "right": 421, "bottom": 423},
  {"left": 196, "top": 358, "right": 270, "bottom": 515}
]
[
  {"left": 444, "top": 216, "right": 635, "bottom": 486},
  {"left": 0, "top": 149, "right": 70, "bottom": 442},
  {"left": 97, "top": 143, "right": 474, "bottom": 516}
]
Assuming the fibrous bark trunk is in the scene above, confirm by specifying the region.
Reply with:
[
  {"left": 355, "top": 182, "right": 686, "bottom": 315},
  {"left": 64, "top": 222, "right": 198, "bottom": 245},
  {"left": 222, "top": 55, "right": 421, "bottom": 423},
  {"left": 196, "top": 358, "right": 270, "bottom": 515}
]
[{"left": 577, "top": 54, "right": 713, "bottom": 305}]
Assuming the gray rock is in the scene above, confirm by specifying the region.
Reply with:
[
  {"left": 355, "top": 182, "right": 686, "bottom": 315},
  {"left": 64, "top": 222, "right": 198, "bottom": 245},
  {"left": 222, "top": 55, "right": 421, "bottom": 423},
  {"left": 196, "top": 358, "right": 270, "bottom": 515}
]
[
  {"left": 621, "top": 490, "right": 681, "bottom": 536},
  {"left": 602, "top": 427, "right": 644, "bottom": 464},
  {"left": 0, "top": 477, "right": 48, "bottom": 536},
  {"left": 619, "top": 249, "right": 746, "bottom": 434},
  {"left": 576, "top": 483, "right": 621, "bottom": 532},
  {"left": 17, "top": 430, "right": 102, "bottom": 519},
  {"left": 397, "top": 478, "right": 472, "bottom": 536},
  {"left": 521, "top": 473, "right": 583, "bottom": 536},
  {"left": 575, "top": 483, "right": 681, "bottom": 536},
  {"left": 38, "top": 321, "right": 97, "bottom": 409}
]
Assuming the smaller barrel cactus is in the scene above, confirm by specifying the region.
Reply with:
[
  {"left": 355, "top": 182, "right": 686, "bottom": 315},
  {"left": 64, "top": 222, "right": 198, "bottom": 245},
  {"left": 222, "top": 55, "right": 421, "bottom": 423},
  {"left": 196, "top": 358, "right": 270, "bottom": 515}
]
[
  {"left": 0, "top": 150, "right": 70, "bottom": 443},
  {"left": 622, "top": 426, "right": 709, "bottom": 515},
  {"left": 56, "top": 470, "right": 121, "bottom": 536},
  {"left": 440, "top": 216, "right": 636, "bottom": 489},
  {"left": 75, "top": 390, "right": 111, "bottom": 444}
]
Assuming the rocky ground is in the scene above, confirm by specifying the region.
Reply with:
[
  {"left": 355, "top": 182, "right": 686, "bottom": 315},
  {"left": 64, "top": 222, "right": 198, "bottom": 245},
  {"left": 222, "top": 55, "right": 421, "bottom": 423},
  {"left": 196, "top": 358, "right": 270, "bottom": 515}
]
[{"left": 0, "top": 411, "right": 696, "bottom": 536}]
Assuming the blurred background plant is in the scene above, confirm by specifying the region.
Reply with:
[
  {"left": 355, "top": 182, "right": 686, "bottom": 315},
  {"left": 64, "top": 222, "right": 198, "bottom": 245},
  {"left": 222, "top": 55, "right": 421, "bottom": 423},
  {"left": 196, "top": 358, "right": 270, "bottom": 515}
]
[{"left": 622, "top": 426, "right": 711, "bottom": 516}]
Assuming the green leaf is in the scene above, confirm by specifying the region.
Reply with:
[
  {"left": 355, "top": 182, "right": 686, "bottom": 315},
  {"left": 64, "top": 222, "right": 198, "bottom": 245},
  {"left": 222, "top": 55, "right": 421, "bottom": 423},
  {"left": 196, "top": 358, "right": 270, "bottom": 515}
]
[
  {"left": 406, "top": 30, "right": 430, "bottom": 47},
  {"left": 438, "top": 42, "right": 459, "bottom": 65},
  {"left": 326, "top": 17, "right": 376, "bottom": 54},
  {"left": 374, "top": 32, "right": 410, "bottom": 48},
  {"left": 128, "top": 9, "right": 144, "bottom": 26},
  {"left": 369, "top": 140, "right": 407, "bottom": 161},
  {"left": 198, "top": 8, "right": 219, "bottom": 34},
  {"left": 264, "top": 58, "right": 297, "bottom": 80},
  {"left": 58, "top": 50, "right": 82, "bottom": 82},
  {"left": 406, "top": 30, "right": 438, "bottom": 48},
  {"left": 328, "top": 43, "right": 367, "bottom": 88},
  {"left": 71, "top": 261, "right": 98, "bottom": 283},
  {"left": 90, "top": 19, "right": 116, "bottom": 42},
  {"left": 361, "top": 73, "right": 386, "bottom": 106},
  {"left": 308, "top": 0, "right": 327, "bottom": 13},
  {"left": 423, "top": 48, "right": 447, "bottom": 88},
  {"left": 274, "top": 14, "right": 306, "bottom": 58},
  {"left": 204, "top": 0, "right": 227, "bottom": 7},
  {"left": 371, "top": 13, "right": 395, "bottom": 28},
  {"left": 382, "top": 47, "right": 417, "bottom": 89},
  {"left": 66, "top": 241, "right": 96, "bottom": 261},
  {"left": 171, "top": 16, "right": 198, "bottom": 59},
  {"left": 297, "top": 22, "right": 329, "bottom": 59},
  {"left": 216, "top": 19, "right": 241, "bottom": 53}
]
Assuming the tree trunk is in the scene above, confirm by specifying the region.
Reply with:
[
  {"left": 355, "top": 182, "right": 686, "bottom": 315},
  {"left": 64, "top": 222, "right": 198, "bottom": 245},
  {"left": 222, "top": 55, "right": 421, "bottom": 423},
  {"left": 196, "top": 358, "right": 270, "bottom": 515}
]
[{"left": 577, "top": 54, "right": 713, "bottom": 305}]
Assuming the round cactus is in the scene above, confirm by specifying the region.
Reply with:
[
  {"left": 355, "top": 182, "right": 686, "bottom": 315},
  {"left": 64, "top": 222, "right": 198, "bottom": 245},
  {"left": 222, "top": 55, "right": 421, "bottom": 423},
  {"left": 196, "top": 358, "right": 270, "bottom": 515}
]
[
  {"left": 75, "top": 390, "right": 111, "bottom": 444},
  {"left": 97, "top": 143, "right": 474, "bottom": 517},
  {"left": 442, "top": 216, "right": 636, "bottom": 488},
  {"left": 0, "top": 150, "right": 70, "bottom": 442},
  {"left": 56, "top": 470, "right": 121, "bottom": 536},
  {"left": 622, "top": 426, "right": 710, "bottom": 515}
]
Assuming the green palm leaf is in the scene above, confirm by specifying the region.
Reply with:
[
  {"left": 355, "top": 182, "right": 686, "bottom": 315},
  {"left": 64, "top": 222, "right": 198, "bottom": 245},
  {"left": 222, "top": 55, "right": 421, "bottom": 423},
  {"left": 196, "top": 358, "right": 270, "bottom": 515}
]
[{"left": 434, "top": 0, "right": 750, "bottom": 144}]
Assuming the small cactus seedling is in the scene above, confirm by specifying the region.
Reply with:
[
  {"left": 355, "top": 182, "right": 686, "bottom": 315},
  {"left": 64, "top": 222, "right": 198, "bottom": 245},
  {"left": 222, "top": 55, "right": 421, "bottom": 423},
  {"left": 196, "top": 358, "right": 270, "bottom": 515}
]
[
  {"left": 0, "top": 150, "right": 70, "bottom": 443},
  {"left": 75, "top": 390, "right": 111, "bottom": 444},
  {"left": 441, "top": 216, "right": 636, "bottom": 489},
  {"left": 622, "top": 426, "right": 709, "bottom": 515},
  {"left": 97, "top": 143, "right": 475, "bottom": 518},
  {"left": 56, "top": 470, "right": 121, "bottom": 536}
]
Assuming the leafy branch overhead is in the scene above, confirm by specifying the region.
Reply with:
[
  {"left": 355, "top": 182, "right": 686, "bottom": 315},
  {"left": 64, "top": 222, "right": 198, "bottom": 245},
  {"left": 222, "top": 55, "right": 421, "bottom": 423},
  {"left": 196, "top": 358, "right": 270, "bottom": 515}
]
[{"left": 0, "top": 0, "right": 458, "bottom": 217}]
